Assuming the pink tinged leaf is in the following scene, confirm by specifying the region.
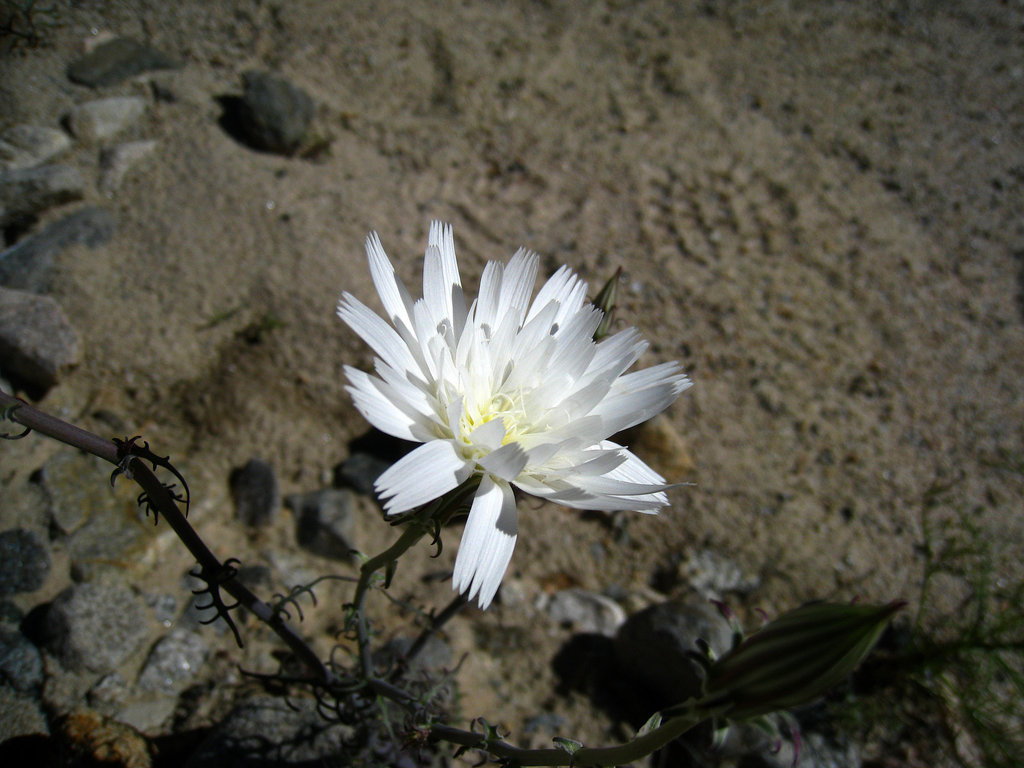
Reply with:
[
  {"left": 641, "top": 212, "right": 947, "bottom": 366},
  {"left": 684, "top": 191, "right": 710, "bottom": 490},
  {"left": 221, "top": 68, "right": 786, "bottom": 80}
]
[
  {"left": 374, "top": 439, "right": 473, "bottom": 515},
  {"left": 452, "top": 476, "right": 518, "bottom": 610}
]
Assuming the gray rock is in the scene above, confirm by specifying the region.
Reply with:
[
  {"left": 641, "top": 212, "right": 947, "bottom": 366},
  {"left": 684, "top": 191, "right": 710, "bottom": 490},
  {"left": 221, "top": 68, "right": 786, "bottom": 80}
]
[
  {"left": 99, "top": 140, "right": 158, "bottom": 193},
  {"left": 0, "top": 163, "right": 85, "bottom": 228},
  {"left": 230, "top": 458, "right": 279, "bottom": 527},
  {"left": 145, "top": 593, "right": 178, "bottom": 629},
  {"left": 0, "top": 288, "right": 81, "bottom": 390},
  {"left": 684, "top": 549, "right": 761, "bottom": 600},
  {"left": 41, "top": 450, "right": 118, "bottom": 535},
  {"left": 800, "top": 730, "right": 861, "bottom": 768},
  {"left": 137, "top": 628, "right": 208, "bottom": 694},
  {"left": 0, "top": 206, "right": 116, "bottom": 292},
  {"left": 44, "top": 582, "right": 148, "bottom": 674},
  {"left": 334, "top": 452, "right": 390, "bottom": 495},
  {"left": 547, "top": 588, "right": 627, "bottom": 637},
  {"left": 378, "top": 633, "right": 453, "bottom": 673},
  {"left": 37, "top": 448, "right": 157, "bottom": 582},
  {"left": 235, "top": 70, "right": 315, "bottom": 155},
  {"left": 0, "top": 528, "right": 51, "bottom": 596},
  {"left": 183, "top": 695, "right": 355, "bottom": 768},
  {"left": 0, "top": 124, "right": 72, "bottom": 171},
  {"left": 0, "top": 685, "right": 49, "bottom": 740},
  {"left": 67, "top": 36, "right": 181, "bottom": 88},
  {"left": 613, "top": 600, "right": 733, "bottom": 709},
  {"left": 87, "top": 672, "right": 129, "bottom": 711},
  {"left": 289, "top": 488, "right": 356, "bottom": 560},
  {"left": 0, "top": 625, "right": 44, "bottom": 691},
  {"left": 65, "top": 97, "right": 147, "bottom": 144}
]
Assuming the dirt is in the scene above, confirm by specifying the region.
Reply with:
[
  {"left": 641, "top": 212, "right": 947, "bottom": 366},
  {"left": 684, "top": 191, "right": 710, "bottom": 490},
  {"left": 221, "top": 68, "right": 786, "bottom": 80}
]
[{"left": 2, "top": 1, "right": 1023, "bottom": 765}]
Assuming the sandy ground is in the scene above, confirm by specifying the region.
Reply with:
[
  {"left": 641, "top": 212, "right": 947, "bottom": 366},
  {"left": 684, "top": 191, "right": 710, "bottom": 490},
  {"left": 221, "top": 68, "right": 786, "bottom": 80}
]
[{"left": 2, "top": 0, "right": 1024, "bottom": 764}]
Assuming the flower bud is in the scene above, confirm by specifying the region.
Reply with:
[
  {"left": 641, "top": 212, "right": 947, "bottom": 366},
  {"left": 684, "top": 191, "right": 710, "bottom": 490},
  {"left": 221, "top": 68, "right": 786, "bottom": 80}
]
[
  {"left": 592, "top": 266, "right": 622, "bottom": 341},
  {"left": 702, "top": 600, "right": 904, "bottom": 720}
]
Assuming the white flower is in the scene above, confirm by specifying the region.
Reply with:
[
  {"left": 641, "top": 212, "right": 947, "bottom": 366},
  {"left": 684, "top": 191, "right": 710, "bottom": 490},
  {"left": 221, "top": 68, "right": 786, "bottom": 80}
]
[{"left": 338, "top": 222, "right": 691, "bottom": 609}]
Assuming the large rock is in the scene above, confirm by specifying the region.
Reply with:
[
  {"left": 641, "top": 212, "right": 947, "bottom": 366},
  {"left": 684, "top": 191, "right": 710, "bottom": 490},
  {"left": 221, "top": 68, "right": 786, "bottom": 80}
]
[{"left": 0, "top": 287, "right": 81, "bottom": 390}]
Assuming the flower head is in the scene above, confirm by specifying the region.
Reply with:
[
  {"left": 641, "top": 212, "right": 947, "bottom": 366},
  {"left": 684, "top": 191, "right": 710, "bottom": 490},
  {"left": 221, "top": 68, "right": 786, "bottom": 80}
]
[{"left": 338, "top": 222, "right": 690, "bottom": 608}]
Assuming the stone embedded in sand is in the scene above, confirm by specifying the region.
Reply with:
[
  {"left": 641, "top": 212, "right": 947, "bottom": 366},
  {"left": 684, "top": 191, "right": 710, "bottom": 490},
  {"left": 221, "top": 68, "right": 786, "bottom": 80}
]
[
  {"left": 136, "top": 628, "right": 209, "bottom": 695},
  {"left": 289, "top": 488, "right": 357, "bottom": 561},
  {"left": 229, "top": 458, "right": 280, "bottom": 527},
  {"left": 0, "top": 163, "right": 85, "bottom": 228},
  {"left": 43, "top": 583, "right": 148, "bottom": 675},
  {"left": 613, "top": 600, "right": 733, "bottom": 710},
  {"left": 0, "top": 287, "right": 82, "bottom": 390},
  {"left": 0, "top": 206, "right": 116, "bottom": 293},
  {"left": 65, "top": 97, "right": 147, "bottom": 144},
  {"left": 233, "top": 70, "right": 316, "bottom": 155},
  {"left": 67, "top": 36, "right": 181, "bottom": 88},
  {"left": 0, "top": 125, "right": 72, "bottom": 172},
  {"left": 99, "top": 139, "right": 158, "bottom": 193},
  {"left": 0, "top": 528, "right": 52, "bottom": 596}
]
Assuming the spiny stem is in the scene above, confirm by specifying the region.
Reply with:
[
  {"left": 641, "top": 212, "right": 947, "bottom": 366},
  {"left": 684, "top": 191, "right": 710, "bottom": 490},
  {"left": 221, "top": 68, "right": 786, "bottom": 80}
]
[
  {"left": 2, "top": 389, "right": 720, "bottom": 767},
  {"left": 0, "top": 389, "right": 335, "bottom": 684}
]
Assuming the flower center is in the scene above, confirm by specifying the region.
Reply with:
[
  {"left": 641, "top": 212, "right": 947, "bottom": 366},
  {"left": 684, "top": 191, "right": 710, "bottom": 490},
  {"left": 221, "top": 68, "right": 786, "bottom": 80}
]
[{"left": 460, "top": 390, "right": 530, "bottom": 447}]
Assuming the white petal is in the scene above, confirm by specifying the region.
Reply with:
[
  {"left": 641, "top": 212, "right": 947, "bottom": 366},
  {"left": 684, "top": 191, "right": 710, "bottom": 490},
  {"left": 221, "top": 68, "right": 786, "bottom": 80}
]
[
  {"left": 477, "top": 442, "right": 529, "bottom": 482},
  {"left": 375, "top": 440, "right": 473, "bottom": 515},
  {"left": 453, "top": 476, "right": 518, "bottom": 609},
  {"left": 469, "top": 418, "right": 506, "bottom": 452},
  {"left": 526, "top": 265, "right": 584, "bottom": 324},
  {"left": 498, "top": 247, "right": 539, "bottom": 327},
  {"left": 475, "top": 260, "right": 504, "bottom": 331},
  {"left": 338, "top": 293, "right": 418, "bottom": 375},
  {"left": 366, "top": 232, "right": 415, "bottom": 334},
  {"left": 344, "top": 366, "right": 430, "bottom": 441},
  {"left": 591, "top": 362, "right": 691, "bottom": 435},
  {"left": 424, "top": 221, "right": 468, "bottom": 335}
]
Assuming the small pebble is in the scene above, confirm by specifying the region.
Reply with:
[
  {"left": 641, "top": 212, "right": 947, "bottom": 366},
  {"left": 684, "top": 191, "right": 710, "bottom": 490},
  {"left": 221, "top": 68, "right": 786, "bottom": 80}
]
[
  {"left": 65, "top": 97, "right": 147, "bottom": 144},
  {"left": 0, "top": 164, "right": 85, "bottom": 228},
  {"left": 229, "top": 458, "right": 279, "bottom": 527},
  {"left": 0, "top": 528, "right": 52, "bottom": 596},
  {"left": 67, "top": 36, "right": 180, "bottom": 88}
]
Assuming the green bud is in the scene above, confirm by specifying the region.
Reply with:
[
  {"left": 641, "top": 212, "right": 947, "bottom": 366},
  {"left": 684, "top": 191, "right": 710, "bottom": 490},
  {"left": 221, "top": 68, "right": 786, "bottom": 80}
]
[
  {"left": 592, "top": 267, "right": 622, "bottom": 341},
  {"left": 702, "top": 600, "right": 904, "bottom": 720}
]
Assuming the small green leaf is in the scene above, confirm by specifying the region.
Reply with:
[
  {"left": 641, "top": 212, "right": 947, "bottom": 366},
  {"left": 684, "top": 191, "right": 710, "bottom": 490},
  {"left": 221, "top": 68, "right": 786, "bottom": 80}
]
[
  {"left": 553, "top": 736, "right": 583, "bottom": 755},
  {"left": 636, "top": 711, "right": 663, "bottom": 737}
]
